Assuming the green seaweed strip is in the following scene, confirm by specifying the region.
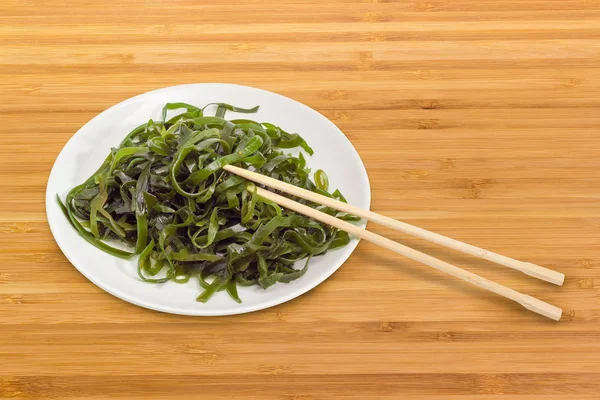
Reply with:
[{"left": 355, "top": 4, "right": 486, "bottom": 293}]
[
  {"left": 314, "top": 169, "right": 329, "bottom": 191},
  {"left": 57, "top": 195, "right": 134, "bottom": 259},
  {"left": 196, "top": 276, "right": 223, "bottom": 303},
  {"left": 202, "top": 102, "right": 260, "bottom": 114},
  {"left": 225, "top": 279, "right": 242, "bottom": 303},
  {"left": 161, "top": 102, "right": 202, "bottom": 122}
]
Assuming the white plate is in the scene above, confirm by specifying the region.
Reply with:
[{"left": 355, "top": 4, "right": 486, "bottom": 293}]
[{"left": 46, "top": 83, "right": 371, "bottom": 316}]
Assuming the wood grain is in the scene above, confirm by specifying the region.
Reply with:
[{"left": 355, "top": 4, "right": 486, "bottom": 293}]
[{"left": 1, "top": 1, "right": 599, "bottom": 398}]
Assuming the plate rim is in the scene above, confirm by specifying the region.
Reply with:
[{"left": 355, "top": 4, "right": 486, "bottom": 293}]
[{"left": 45, "top": 83, "right": 371, "bottom": 316}]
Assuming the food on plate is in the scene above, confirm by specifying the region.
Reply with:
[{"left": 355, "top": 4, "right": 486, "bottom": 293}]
[{"left": 58, "top": 102, "right": 357, "bottom": 303}]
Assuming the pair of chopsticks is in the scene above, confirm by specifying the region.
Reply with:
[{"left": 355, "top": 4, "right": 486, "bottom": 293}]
[{"left": 223, "top": 165, "right": 564, "bottom": 321}]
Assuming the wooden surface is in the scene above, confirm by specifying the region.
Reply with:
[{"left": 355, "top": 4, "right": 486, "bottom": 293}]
[{"left": 1, "top": 1, "right": 600, "bottom": 398}]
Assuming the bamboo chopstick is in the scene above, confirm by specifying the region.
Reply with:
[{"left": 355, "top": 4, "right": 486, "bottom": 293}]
[
  {"left": 253, "top": 185, "right": 562, "bottom": 321},
  {"left": 223, "top": 165, "right": 564, "bottom": 286}
]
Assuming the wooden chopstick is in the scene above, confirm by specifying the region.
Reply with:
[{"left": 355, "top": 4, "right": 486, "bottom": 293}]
[
  {"left": 223, "top": 165, "right": 564, "bottom": 286},
  {"left": 252, "top": 185, "right": 562, "bottom": 321}
]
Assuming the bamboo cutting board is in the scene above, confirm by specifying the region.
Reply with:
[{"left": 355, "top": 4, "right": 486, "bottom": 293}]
[{"left": 1, "top": 1, "right": 600, "bottom": 398}]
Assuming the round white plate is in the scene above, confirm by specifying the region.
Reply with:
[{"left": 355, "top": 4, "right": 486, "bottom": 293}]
[{"left": 46, "top": 83, "right": 371, "bottom": 316}]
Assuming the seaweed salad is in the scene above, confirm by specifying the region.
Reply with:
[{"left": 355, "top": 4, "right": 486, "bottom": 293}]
[{"left": 58, "top": 102, "right": 357, "bottom": 303}]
